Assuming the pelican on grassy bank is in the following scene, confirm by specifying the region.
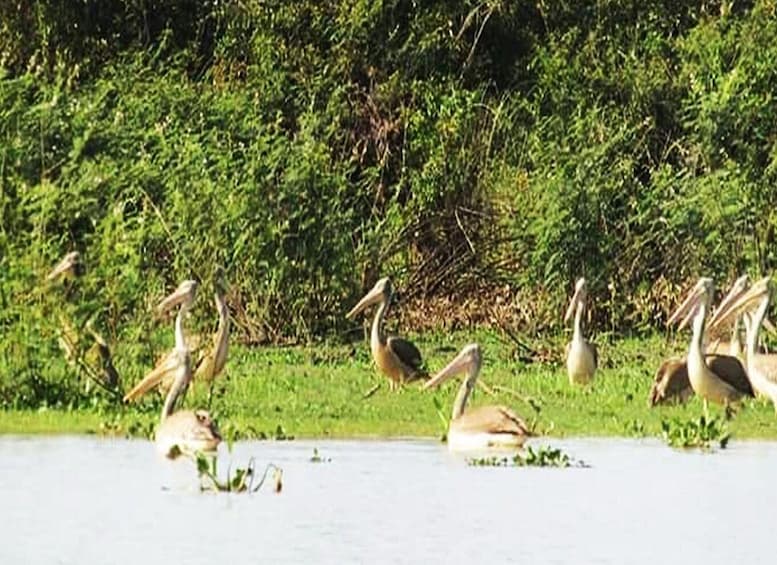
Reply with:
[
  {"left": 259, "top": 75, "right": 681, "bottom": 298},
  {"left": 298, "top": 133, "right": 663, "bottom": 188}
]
[
  {"left": 46, "top": 251, "right": 82, "bottom": 281},
  {"left": 669, "top": 278, "right": 752, "bottom": 405},
  {"left": 346, "top": 277, "right": 426, "bottom": 389},
  {"left": 706, "top": 275, "right": 750, "bottom": 359},
  {"left": 564, "top": 278, "right": 597, "bottom": 385},
  {"left": 710, "top": 277, "right": 777, "bottom": 411},
  {"left": 194, "top": 286, "right": 230, "bottom": 382},
  {"left": 423, "top": 343, "right": 531, "bottom": 451},
  {"left": 124, "top": 280, "right": 198, "bottom": 403},
  {"left": 650, "top": 275, "right": 749, "bottom": 406},
  {"left": 84, "top": 317, "right": 120, "bottom": 390}
]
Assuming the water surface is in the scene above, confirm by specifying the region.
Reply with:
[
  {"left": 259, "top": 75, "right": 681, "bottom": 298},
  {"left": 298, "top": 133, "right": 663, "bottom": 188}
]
[{"left": 1, "top": 436, "right": 774, "bottom": 564}]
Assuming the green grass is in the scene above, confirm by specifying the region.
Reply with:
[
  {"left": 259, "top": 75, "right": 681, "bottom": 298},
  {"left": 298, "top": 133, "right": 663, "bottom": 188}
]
[{"left": 1, "top": 330, "right": 776, "bottom": 440}]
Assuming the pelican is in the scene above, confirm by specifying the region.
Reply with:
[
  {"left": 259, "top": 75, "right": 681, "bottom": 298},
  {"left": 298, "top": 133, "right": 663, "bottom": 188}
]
[
  {"left": 194, "top": 286, "right": 230, "bottom": 382},
  {"left": 650, "top": 275, "right": 749, "bottom": 406},
  {"left": 706, "top": 275, "right": 750, "bottom": 359},
  {"left": 346, "top": 277, "right": 426, "bottom": 389},
  {"left": 564, "top": 278, "right": 597, "bottom": 385},
  {"left": 46, "top": 251, "right": 82, "bottom": 281},
  {"left": 709, "top": 277, "right": 777, "bottom": 410},
  {"left": 423, "top": 343, "right": 531, "bottom": 451},
  {"left": 127, "top": 280, "right": 220, "bottom": 457},
  {"left": 84, "top": 317, "right": 120, "bottom": 390},
  {"left": 124, "top": 280, "right": 198, "bottom": 403},
  {"left": 669, "top": 278, "right": 753, "bottom": 405}
]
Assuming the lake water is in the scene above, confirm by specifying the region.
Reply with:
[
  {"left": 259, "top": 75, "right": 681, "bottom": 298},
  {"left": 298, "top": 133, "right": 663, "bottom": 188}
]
[{"left": 1, "top": 436, "right": 775, "bottom": 564}]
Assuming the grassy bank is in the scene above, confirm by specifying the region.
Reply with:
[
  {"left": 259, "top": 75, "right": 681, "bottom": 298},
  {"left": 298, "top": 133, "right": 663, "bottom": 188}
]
[{"left": 2, "top": 331, "right": 775, "bottom": 441}]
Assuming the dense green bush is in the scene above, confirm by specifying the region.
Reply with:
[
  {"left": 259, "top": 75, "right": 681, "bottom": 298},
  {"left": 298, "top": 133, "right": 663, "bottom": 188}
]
[{"left": 2, "top": 1, "right": 777, "bottom": 406}]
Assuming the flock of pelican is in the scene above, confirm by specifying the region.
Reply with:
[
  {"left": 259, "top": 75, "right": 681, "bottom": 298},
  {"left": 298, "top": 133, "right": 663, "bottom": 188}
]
[
  {"left": 47, "top": 255, "right": 226, "bottom": 459},
  {"left": 46, "top": 250, "right": 777, "bottom": 457}
]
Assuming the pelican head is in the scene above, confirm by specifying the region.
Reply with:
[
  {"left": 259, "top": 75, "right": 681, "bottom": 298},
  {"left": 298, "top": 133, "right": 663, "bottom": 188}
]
[
  {"left": 713, "top": 274, "right": 750, "bottom": 318},
  {"left": 709, "top": 276, "right": 774, "bottom": 331},
  {"left": 423, "top": 343, "right": 482, "bottom": 391},
  {"left": 157, "top": 280, "right": 198, "bottom": 314},
  {"left": 564, "top": 277, "right": 588, "bottom": 323},
  {"left": 668, "top": 277, "right": 714, "bottom": 330},
  {"left": 346, "top": 277, "right": 392, "bottom": 320},
  {"left": 46, "top": 251, "right": 82, "bottom": 281}
]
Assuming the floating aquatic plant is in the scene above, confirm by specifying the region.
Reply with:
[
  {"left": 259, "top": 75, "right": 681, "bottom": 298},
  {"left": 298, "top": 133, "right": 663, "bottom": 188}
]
[
  {"left": 660, "top": 414, "right": 730, "bottom": 450},
  {"left": 309, "top": 448, "right": 331, "bottom": 463},
  {"left": 194, "top": 452, "right": 283, "bottom": 493},
  {"left": 468, "top": 445, "right": 587, "bottom": 468}
]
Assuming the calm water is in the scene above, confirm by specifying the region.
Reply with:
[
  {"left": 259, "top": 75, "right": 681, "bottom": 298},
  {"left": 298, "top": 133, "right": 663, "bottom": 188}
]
[{"left": 1, "top": 436, "right": 775, "bottom": 564}]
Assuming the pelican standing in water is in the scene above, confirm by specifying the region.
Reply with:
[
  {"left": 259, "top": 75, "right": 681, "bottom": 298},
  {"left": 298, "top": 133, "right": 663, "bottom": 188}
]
[
  {"left": 423, "top": 344, "right": 531, "bottom": 451},
  {"left": 669, "top": 278, "right": 753, "bottom": 405},
  {"left": 564, "top": 278, "right": 597, "bottom": 385},
  {"left": 709, "top": 277, "right": 777, "bottom": 411},
  {"left": 650, "top": 275, "right": 749, "bottom": 406},
  {"left": 126, "top": 280, "right": 220, "bottom": 458},
  {"left": 346, "top": 277, "right": 426, "bottom": 389},
  {"left": 194, "top": 285, "right": 230, "bottom": 382}
]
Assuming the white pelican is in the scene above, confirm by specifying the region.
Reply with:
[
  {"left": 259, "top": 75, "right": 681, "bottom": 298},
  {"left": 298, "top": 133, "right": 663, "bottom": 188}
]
[
  {"left": 423, "top": 343, "right": 530, "bottom": 451},
  {"left": 669, "top": 278, "right": 753, "bottom": 405},
  {"left": 650, "top": 275, "right": 750, "bottom": 406},
  {"left": 121, "top": 280, "right": 221, "bottom": 457},
  {"left": 564, "top": 278, "right": 597, "bottom": 385},
  {"left": 194, "top": 286, "right": 230, "bottom": 382},
  {"left": 347, "top": 277, "right": 426, "bottom": 389},
  {"left": 709, "top": 276, "right": 777, "bottom": 411}
]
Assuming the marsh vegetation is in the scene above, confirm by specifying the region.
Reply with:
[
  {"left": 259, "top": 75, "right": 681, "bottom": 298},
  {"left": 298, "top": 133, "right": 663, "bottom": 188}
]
[
  {"left": 2, "top": 3, "right": 777, "bottom": 443},
  {"left": 1, "top": 331, "right": 775, "bottom": 443}
]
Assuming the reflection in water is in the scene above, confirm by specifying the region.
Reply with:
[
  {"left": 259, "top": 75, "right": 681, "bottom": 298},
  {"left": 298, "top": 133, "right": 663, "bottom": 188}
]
[{"left": 1, "top": 437, "right": 775, "bottom": 564}]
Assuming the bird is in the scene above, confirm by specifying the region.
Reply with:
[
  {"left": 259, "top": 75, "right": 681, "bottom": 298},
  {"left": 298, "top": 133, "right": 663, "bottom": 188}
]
[
  {"left": 127, "top": 280, "right": 221, "bottom": 458},
  {"left": 346, "top": 277, "right": 426, "bottom": 389},
  {"left": 423, "top": 343, "right": 531, "bottom": 451},
  {"left": 123, "top": 281, "right": 197, "bottom": 402},
  {"left": 46, "top": 251, "right": 83, "bottom": 281},
  {"left": 564, "top": 277, "right": 598, "bottom": 385},
  {"left": 194, "top": 285, "right": 230, "bottom": 382},
  {"left": 650, "top": 275, "right": 749, "bottom": 406},
  {"left": 83, "top": 316, "right": 120, "bottom": 390},
  {"left": 708, "top": 276, "right": 777, "bottom": 411},
  {"left": 668, "top": 277, "right": 753, "bottom": 405}
]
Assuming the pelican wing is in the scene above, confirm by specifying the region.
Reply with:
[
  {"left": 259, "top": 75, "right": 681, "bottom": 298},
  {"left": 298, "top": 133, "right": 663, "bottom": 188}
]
[
  {"left": 649, "top": 358, "right": 691, "bottom": 406},
  {"left": 195, "top": 325, "right": 229, "bottom": 381},
  {"left": 387, "top": 336, "right": 426, "bottom": 376},
  {"left": 452, "top": 405, "right": 530, "bottom": 436},
  {"left": 750, "top": 354, "right": 777, "bottom": 384},
  {"left": 708, "top": 354, "right": 753, "bottom": 396},
  {"left": 194, "top": 349, "right": 216, "bottom": 381},
  {"left": 124, "top": 350, "right": 187, "bottom": 402}
]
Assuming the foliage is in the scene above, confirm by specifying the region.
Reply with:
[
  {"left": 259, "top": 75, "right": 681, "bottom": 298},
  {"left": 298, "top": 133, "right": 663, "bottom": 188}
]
[
  {"left": 4, "top": 2, "right": 777, "bottom": 404},
  {"left": 660, "top": 414, "right": 731, "bottom": 449},
  {"left": 195, "top": 452, "right": 283, "bottom": 493},
  {"left": 468, "top": 445, "right": 587, "bottom": 468}
]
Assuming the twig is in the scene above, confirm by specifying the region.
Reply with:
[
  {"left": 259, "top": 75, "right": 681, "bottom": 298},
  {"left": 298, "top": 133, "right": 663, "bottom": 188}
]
[
  {"left": 478, "top": 380, "right": 542, "bottom": 414},
  {"left": 362, "top": 382, "right": 381, "bottom": 399},
  {"left": 454, "top": 207, "right": 476, "bottom": 255}
]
